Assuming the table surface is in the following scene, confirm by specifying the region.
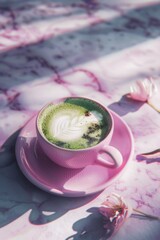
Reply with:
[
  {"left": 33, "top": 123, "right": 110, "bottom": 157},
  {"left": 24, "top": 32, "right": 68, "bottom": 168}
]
[{"left": 0, "top": 0, "right": 160, "bottom": 239}]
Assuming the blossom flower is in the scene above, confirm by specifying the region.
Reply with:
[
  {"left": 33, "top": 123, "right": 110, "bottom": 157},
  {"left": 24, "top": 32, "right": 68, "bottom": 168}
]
[
  {"left": 99, "top": 193, "right": 132, "bottom": 236},
  {"left": 128, "top": 78, "right": 160, "bottom": 113},
  {"left": 129, "top": 78, "right": 157, "bottom": 102},
  {"left": 99, "top": 193, "right": 160, "bottom": 238}
]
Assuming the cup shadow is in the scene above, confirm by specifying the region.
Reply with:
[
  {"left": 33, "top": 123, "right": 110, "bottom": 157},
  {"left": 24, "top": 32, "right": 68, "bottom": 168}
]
[{"left": 0, "top": 130, "right": 99, "bottom": 227}]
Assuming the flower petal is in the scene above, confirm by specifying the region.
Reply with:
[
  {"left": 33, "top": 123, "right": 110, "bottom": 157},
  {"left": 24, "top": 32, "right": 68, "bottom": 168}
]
[{"left": 128, "top": 78, "right": 158, "bottom": 102}]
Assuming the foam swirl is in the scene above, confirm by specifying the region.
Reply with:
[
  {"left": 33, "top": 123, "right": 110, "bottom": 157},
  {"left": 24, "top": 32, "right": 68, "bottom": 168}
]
[
  {"left": 40, "top": 101, "right": 106, "bottom": 149},
  {"left": 49, "top": 111, "right": 100, "bottom": 142}
]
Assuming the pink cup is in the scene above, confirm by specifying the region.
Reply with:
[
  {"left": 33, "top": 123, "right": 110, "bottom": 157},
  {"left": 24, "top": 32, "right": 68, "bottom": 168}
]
[{"left": 36, "top": 97, "right": 123, "bottom": 169}]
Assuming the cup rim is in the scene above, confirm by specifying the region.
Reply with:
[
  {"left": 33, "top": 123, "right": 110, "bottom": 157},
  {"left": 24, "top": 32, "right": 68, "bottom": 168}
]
[{"left": 36, "top": 96, "right": 113, "bottom": 152}]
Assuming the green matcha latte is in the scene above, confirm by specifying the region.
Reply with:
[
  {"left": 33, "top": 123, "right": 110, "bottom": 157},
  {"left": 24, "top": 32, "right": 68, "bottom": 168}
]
[{"left": 38, "top": 98, "right": 111, "bottom": 149}]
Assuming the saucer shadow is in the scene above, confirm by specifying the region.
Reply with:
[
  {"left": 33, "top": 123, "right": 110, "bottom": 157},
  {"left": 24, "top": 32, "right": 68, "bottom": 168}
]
[
  {"left": 0, "top": 129, "right": 21, "bottom": 168},
  {"left": 0, "top": 130, "right": 100, "bottom": 227},
  {"left": 66, "top": 207, "right": 115, "bottom": 240}
]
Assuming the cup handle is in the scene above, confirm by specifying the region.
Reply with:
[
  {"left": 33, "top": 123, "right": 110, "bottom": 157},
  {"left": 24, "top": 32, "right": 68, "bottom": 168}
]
[{"left": 96, "top": 145, "right": 123, "bottom": 168}]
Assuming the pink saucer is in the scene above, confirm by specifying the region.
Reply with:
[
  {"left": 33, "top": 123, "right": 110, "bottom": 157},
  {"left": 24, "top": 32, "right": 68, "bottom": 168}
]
[{"left": 15, "top": 111, "right": 134, "bottom": 197}]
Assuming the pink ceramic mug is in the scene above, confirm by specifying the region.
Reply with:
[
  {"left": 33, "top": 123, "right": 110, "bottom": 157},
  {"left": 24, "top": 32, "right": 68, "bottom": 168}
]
[{"left": 36, "top": 97, "right": 123, "bottom": 169}]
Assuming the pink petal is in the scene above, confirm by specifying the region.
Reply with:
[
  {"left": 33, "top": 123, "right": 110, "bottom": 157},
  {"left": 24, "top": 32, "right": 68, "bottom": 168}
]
[
  {"left": 129, "top": 88, "right": 147, "bottom": 101},
  {"left": 128, "top": 78, "right": 158, "bottom": 102}
]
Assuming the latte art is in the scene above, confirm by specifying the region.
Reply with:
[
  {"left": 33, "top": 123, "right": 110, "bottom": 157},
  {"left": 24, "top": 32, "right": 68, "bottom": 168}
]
[
  {"left": 38, "top": 98, "right": 111, "bottom": 149},
  {"left": 50, "top": 110, "right": 101, "bottom": 142}
]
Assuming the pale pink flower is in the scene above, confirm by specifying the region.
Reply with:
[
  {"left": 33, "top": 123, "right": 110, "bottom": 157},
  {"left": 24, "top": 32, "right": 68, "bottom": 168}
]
[
  {"left": 129, "top": 78, "right": 157, "bottom": 102},
  {"left": 128, "top": 78, "right": 160, "bottom": 113},
  {"left": 99, "top": 193, "right": 160, "bottom": 238},
  {"left": 99, "top": 193, "right": 131, "bottom": 234}
]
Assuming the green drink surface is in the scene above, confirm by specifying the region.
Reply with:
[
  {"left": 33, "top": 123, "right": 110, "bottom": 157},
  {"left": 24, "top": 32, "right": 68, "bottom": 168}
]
[{"left": 38, "top": 98, "right": 111, "bottom": 149}]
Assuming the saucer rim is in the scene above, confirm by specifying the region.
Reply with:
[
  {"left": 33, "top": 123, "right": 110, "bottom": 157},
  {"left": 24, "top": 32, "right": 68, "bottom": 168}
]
[{"left": 15, "top": 110, "right": 134, "bottom": 197}]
